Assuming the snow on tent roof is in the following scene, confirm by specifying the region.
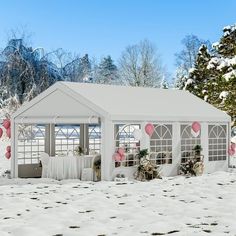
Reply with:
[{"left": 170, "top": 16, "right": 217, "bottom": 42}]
[
  {"left": 13, "top": 81, "right": 231, "bottom": 122},
  {"left": 61, "top": 82, "right": 230, "bottom": 122}
]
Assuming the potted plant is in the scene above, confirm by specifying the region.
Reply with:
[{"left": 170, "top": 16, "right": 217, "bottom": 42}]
[
  {"left": 136, "top": 148, "right": 149, "bottom": 162},
  {"left": 193, "top": 144, "right": 202, "bottom": 156},
  {"left": 179, "top": 145, "right": 204, "bottom": 176},
  {"left": 134, "top": 149, "right": 161, "bottom": 181},
  {"left": 179, "top": 159, "right": 196, "bottom": 176}
]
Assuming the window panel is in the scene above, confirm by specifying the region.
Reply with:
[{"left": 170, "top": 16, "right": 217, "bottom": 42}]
[
  {"left": 114, "top": 124, "right": 140, "bottom": 167},
  {"left": 181, "top": 124, "right": 201, "bottom": 163},
  {"left": 55, "top": 125, "right": 80, "bottom": 156},
  {"left": 88, "top": 125, "right": 101, "bottom": 154},
  {"left": 17, "top": 125, "right": 45, "bottom": 165},
  {"left": 149, "top": 124, "right": 173, "bottom": 165},
  {"left": 208, "top": 125, "right": 227, "bottom": 161}
]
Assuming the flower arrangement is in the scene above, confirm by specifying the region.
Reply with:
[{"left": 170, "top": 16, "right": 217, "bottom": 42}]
[
  {"left": 179, "top": 159, "right": 197, "bottom": 176},
  {"left": 179, "top": 145, "right": 204, "bottom": 176},
  {"left": 136, "top": 148, "right": 149, "bottom": 160},
  {"left": 179, "top": 158, "right": 204, "bottom": 176},
  {"left": 74, "top": 146, "right": 84, "bottom": 156},
  {"left": 193, "top": 144, "right": 202, "bottom": 156},
  {"left": 134, "top": 149, "right": 161, "bottom": 181}
]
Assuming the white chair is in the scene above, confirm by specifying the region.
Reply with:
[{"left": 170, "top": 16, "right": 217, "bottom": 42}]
[
  {"left": 40, "top": 152, "right": 50, "bottom": 178},
  {"left": 81, "top": 155, "right": 95, "bottom": 181}
]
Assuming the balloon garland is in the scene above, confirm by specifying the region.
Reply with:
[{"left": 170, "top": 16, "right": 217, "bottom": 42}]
[
  {"left": 0, "top": 119, "right": 11, "bottom": 159},
  {"left": 3, "top": 119, "right": 11, "bottom": 130},
  {"left": 5, "top": 146, "right": 11, "bottom": 159},
  {"left": 113, "top": 148, "right": 125, "bottom": 162},
  {"left": 6, "top": 127, "right": 11, "bottom": 138}
]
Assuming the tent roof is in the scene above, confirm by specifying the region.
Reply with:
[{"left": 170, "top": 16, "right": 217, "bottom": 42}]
[{"left": 13, "top": 81, "right": 231, "bottom": 122}]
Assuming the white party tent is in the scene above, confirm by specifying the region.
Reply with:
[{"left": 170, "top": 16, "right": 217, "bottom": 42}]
[{"left": 11, "top": 82, "right": 231, "bottom": 180}]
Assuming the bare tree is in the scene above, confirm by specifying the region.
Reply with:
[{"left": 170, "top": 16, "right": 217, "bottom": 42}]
[
  {"left": 119, "top": 40, "right": 164, "bottom": 87},
  {"left": 174, "top": 35, "right": 211, "bottom": 88}
]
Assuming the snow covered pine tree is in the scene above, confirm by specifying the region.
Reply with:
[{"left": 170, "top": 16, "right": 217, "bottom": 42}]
[
  {"left": 184, "top": 24, "right": 236, "bottom": 126},
  {"left": 95, "top": 56, "right": 119, "bottom": 84}
]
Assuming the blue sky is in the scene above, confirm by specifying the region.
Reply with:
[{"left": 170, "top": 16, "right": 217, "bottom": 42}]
[{"left": 0, "top": 0, "right": 236, "bottom": 77}]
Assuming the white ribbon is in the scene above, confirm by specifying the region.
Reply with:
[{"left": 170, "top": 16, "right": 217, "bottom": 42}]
[
  {"left": 53, "top": 116, "right": 59, "bottom": 124},
  {"left": 88, "top": 116, "right": 96, "bottom": 124}
]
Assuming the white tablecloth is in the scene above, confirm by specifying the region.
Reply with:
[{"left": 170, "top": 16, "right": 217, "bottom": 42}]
[{"left": 47, "top": 155, "right": 94, "bottom": 180}]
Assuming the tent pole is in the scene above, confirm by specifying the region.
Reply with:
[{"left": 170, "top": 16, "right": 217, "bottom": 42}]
[
  {"left": 172, "top": 122, "right": 181, "bottom": 175},
  {"left": 201, "top": 122, "right": 208, "bottom": 173},
  {"left": 50, "top": 124, "right": 55, "bottom": 156},
  {"left": 45, "top": 124, "right": 50, "bottom": 155},
  {"left": 80, "top": 124, "right": 85, "bottom": 151},
  {"left": 11, "top": 120, "right": 18, "bottom": 178},
  {"left": 84, "top": 124, "right": 89, "bottom": 154},
  {"left": 101, "top": 118, "right": 113, "bottom": 181},
  {"left": 140, "top": 122, "right": 149, "bottom": 150}
]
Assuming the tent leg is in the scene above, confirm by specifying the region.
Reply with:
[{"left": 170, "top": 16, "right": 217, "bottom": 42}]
[
  {"left": 201, "top": 122, "right": 208, "bottom": 173},
  {"left": 11, "top": 121, "right": 18, "bottom": 178},
  {"left": 172, "top": 122, "right": 181, "bottom": 175},
  {"left": 101, "top": 118, "right": 113, "bottom": 181}
]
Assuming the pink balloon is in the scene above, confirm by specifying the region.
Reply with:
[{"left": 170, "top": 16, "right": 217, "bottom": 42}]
[
  {"left": 113, "top": 153, "right": 121, "bottom": 162},
  {"left": 120, "top": 154, "right": 125, "bottom": 161},
  {"left": 228, "top": 147, "right": 235, "bottom": 156},
  {"left": 3, "top": 119, "right": 11, "bottom": 130},
  {"left": 5, "top": 151, "right": 11, "bottom": 159},
  {"left": 192, "top": 122, "right": 201, "bottom": 133},
  {"left": 145, "top": 123, "right": 154, "bottom": 137},
  {"left": 6, "top": 128, "right": 11, "bottom": 138},
  {"left": 117, "top": 148, "right": 125, "bottom": 156},
  {"left": 6, "top": 146, "right": 11, "bottom": 153},
  {"left": 231, "top": 143, "right": 236, "bottom": 151},
  {"left": 0, "top": 128, "right": 3, "bottom": 138}
]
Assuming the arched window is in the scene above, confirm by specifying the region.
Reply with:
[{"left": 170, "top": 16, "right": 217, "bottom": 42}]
[
  {"left": 208, "top": 125, "right": 227, "bottom": 161},
  {"left": 181, "top": 124, "right": 201, "bottom": 163},
  {"left": 88, "top": 125, "right": 101, "bottom": 154},
  {"left": 55, "top": 125, "right": 80, "bottom": 156},
  {"left": 114, "top": 124, "right": 140, "bottom": 167},
  {"left": 149, "top": 124, "right": 172, "bottom": 164}
]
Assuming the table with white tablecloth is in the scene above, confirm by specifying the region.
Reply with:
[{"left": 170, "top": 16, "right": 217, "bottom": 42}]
[{"left": 47, "top": 155, "right": 95, "bottom": 180}]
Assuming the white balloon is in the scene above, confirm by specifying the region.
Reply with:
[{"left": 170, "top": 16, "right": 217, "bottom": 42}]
[
  {"left": 133, "top": 129, "right": 142, "bottom": 140},
  {"left": 191, "top": 129, "right": 200, "bottom": 138},
  {"left": 231, "top": 136, "right": 236, "bottom": 144}
]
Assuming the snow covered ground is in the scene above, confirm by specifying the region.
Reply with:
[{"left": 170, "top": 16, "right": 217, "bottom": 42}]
[
  {"left": 1, "top": 139, "right": 236, "bottom": 235},
  {"left": 0, "top": 172, "right": 236, "bottom": 235}
]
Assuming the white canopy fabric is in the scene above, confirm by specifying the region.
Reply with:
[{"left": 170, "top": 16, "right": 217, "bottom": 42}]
[
  {"left": 12, "top": 81, "right": 231, "bottom": 123},
  {"left": 14, "top": 116, "right": 100, "bottom": 124}
]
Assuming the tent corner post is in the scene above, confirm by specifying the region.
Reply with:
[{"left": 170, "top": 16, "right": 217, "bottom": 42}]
[
  {"left": 11, "top": 120, "right": 18, "bottom": 178},
  {"left": 101, "top": 118, "right": 114, "bottom": 181}
]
